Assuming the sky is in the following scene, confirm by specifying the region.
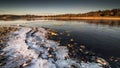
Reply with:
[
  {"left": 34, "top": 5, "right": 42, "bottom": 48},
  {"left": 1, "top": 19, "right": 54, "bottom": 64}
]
[{"left": 0, "top": 0, "right": 120, "bottom": 15}]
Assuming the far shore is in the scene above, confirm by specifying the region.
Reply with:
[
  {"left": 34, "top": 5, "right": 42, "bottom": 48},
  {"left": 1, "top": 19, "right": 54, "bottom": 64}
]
[
  {"left": 0, "top": 16, "right": 120, "bottom": 21},
  {"left": 1, "top": 9, "right": 120, "bottom": 21},
  {"left": 47, "top": 17, "right": 120, "bottom": 20}
]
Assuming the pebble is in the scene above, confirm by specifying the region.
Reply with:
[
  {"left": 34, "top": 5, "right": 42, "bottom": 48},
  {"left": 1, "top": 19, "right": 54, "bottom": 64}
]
[
  {"left": 70, "top": 39, "right": 74, "bottom": 42},
  {"left": 50, "top": 32, "right": 58, "bottom": 36},
  {"left": 48, "top": 54, "right": 54, "bottom": 58},
  {"left": 96, "top": 57, "right": 108, "bottom": 66}
]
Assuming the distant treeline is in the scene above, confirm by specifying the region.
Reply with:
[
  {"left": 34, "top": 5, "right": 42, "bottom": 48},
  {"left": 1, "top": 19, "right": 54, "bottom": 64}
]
[
  {"left": 53, "top": 9, "right": 120, "bottom": 17},
  {"left": 0, "top": 8, "right": 120, "bottom": 21}
]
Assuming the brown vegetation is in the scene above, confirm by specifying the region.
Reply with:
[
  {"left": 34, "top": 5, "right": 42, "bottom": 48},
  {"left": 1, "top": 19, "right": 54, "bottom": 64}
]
[{"left": 0, "top": 27, "right": 18, "bottom": 49}]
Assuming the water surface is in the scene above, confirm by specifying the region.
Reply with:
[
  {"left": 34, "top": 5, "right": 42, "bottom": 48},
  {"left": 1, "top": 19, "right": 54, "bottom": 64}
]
[{"left": 1, "top": 20, "right": 120, "bottom": 57}]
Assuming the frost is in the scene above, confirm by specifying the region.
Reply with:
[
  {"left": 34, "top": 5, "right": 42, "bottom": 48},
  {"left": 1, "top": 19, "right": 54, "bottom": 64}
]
[{"left": 2, "top": 27, "right": 109, "bottom": 68}]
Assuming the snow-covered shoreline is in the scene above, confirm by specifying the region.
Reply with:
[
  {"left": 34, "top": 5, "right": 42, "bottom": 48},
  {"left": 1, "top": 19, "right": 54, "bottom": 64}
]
[{"left": 1, "top": 27, "right": 109, "bottom": 68}]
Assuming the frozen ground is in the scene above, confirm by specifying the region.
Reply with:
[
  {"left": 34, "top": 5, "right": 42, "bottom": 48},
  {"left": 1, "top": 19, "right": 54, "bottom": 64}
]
[{"left": 1, "top": 27, "right": 110, "bottom": 68}]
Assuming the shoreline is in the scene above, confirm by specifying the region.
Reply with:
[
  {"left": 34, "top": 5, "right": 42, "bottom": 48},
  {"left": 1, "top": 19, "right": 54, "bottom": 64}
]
[
  {"left": 0, "top": 17, "right": 120, "bottom": 21},
  {"left": 49, "top": 17, "right": 120, "bottom": 20},
  {"left": 0, "top": 26, "right": 109, "bottom": 68},
  {"left": 0, "top": 26, "right": 119, "bottom": 68}
]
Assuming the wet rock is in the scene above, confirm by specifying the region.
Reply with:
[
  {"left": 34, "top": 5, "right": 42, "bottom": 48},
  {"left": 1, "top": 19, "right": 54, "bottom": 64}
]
[
  {"left": 70, "top": 39, "right": 74, "bottom": 42},
  {"left": 80, "top": 45, "right": 86, "bottom": 49},
  {"left": 96, "top": 57, "right": 110, "bottom": 67}
]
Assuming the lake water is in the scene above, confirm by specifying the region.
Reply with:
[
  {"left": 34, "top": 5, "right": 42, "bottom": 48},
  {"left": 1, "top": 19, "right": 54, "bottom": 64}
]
[
  {"left": 1, "top": 20, "right": 120, "bottom": 56},
  {"left": 0, "top": 20, "right": 120, "bottom": 67}
]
